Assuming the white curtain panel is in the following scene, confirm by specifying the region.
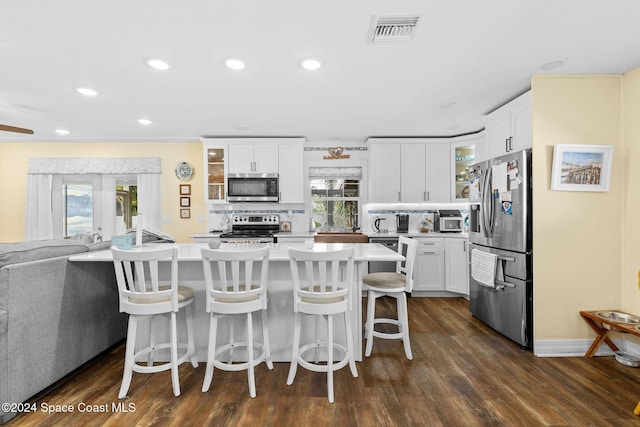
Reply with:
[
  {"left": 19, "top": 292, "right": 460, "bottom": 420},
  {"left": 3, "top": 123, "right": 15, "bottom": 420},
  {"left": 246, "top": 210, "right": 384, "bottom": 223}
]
[
  {"left": 136, "top": 173, "right": 162, "bottom": 230},
  {"left": 25, "top": 174, "right": 54, "bottom": 240}
]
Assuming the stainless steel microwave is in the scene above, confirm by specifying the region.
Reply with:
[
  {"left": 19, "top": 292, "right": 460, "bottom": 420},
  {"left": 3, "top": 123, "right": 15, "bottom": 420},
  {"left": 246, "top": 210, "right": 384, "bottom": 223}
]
[{"left": 227, "top": 173, "right": 279, "bottom": 202}]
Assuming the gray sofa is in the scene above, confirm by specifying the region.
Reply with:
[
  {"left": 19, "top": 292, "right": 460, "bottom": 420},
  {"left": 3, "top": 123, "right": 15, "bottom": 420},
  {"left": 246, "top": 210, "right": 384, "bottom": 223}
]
[{"left": 0, "top": 239, "right": 128, "bottom": 424}]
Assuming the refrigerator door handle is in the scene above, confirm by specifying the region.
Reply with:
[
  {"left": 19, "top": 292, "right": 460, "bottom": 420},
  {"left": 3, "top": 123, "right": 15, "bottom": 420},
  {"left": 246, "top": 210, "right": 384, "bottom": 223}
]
[
  {"left": 482, "top": 166, "right": 494, "bottom": 237},
  {"left": 495, "top": 279, "right": 516, "bottom": 289},
  {"left": 498, "top": 255, "right": 516, "bottom": 262}
]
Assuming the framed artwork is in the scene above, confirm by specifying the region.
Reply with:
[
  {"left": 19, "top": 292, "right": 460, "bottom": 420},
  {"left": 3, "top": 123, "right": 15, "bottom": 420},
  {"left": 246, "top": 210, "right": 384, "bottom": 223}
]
[
  {"left": 180, "top": 196, "right": 190, "bottom": 207},
  {"left": 179, "top": 184, "right": 191, "bottom": 195},
  {"left": 551, "top": 144, "right": 613, "bottom": 192},
  {"left": 180, "top": 208, "right": 191, "bottom": 219}
]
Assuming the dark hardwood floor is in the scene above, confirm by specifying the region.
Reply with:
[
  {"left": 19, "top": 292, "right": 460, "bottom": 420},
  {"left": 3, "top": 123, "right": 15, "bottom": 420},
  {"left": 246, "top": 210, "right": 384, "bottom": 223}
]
[{"left": 8, "top": 297, "right": 640, "bottom": 426}]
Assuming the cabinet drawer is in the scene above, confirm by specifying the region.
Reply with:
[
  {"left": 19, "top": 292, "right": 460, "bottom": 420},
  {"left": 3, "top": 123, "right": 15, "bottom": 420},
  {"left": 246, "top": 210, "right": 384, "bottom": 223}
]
[{"left": 415, "top": 238, "right": 444, "bottom": 252}]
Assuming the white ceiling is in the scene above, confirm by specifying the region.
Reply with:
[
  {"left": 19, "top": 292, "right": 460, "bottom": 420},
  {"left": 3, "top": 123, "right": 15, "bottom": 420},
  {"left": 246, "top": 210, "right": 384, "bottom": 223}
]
[{"left": 1, "top": 0, "right": 640, "bottom": 142}]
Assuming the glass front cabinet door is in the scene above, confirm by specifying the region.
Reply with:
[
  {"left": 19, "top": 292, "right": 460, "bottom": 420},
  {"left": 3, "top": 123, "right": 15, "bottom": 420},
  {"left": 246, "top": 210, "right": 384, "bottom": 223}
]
[
  {"left": 202, "top": 141, "right": 228, "bottom": 203},
  {"left": 451, "top": 136, "right": 478, "bottom": 201}
]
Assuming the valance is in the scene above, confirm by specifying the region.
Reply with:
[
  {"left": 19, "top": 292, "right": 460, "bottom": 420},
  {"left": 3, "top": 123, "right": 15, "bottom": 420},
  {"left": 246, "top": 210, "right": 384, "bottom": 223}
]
[
  {"left": 27, "top": 157, "right": 161, "bottom": 174},
  {"left": 309, "top": 167, "right": 362, "bottom": 180}
]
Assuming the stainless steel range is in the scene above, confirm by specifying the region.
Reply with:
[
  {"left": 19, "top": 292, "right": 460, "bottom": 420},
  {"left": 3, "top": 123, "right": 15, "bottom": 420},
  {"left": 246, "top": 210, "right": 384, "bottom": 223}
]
[{"left": 218, "top": 214, "right": 279, "bottom": 244}]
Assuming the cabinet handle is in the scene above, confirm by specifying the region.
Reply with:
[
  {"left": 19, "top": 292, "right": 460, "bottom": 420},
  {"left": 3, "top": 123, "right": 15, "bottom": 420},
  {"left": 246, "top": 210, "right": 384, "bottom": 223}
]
[
  {"left": 463, "top": 241, "right": 467, "bottom": 252},
  {"left": 509, "top": 137, "right": 513, "bottom": 151},
  {"left": 426, "top": 191, "right": 430, "bottom": 201},
  {"left": 398, "top": 191, "right": 401, "bottom": 202},
  {"left": 505, "top": 138, "right": 510, "bottom": 152},
  {"left": 423, "top": 191, "right": 426, "bottom": 201}
]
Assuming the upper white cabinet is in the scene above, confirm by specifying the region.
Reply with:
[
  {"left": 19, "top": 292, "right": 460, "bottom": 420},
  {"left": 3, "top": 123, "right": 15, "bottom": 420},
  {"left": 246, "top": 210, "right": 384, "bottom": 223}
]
[
  {"left": 450, "top": 134, "right": 481, "bottom": 201},
  {"left": 368, "top": 139, "right": 450, "bottom": 203},
  {"left": 480, "top": 90, "right": 532, "bottom": 162},
  {"left": 201, "top": 141, "right": 228, "bottom": 203},
  {"left": 229, "top": 142, "right": 279, "bottom": 173},
  {"left": 278, "top": 141, "right": 304, "bottom": 203}
]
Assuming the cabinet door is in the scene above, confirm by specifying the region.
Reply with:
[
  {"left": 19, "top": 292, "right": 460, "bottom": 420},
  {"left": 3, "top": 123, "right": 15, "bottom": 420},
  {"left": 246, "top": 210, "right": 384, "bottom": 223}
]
[
  {"left": 426, "top": 143, "right": 451, "bottom": 202},
  {"left": 511, "top": 101, "right": 532, "bottom": 152},
  {"left": 413, "top": 239, "right": 445, "bottom": 291},
  {"left": 228, "top": 144, "right": 254, "bottom": 173},
  {"left": 451, "top": 140, "right": 476, "bottom": 201},
  {"left": 401, "top": 144, "right": 426, "bottom": 202},
  {"left": 486, "top": 111, "right": 512, "bottom": 159},
  {"left": 254, "top": 144, "right": 279, "bottom": 173},
  {"left": 369, "top": 143, "right": 401, "bottom": 202},
  {"left": 445, "top": 239, "right": 469, "bottom": 295},
  {"left": 202, "top": 143, "right": 228, "bottom": 203},
  {"left": 278, "top": 143, "right": 304, "bottom": 203}
]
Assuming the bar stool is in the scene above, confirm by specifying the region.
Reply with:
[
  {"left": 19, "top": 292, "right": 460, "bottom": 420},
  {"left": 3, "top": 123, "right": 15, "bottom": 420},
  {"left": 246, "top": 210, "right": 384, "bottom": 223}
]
[
  {"left": 200, "top": 246, "right": 273, "bottom": 398},
  {"left": 363, "top": 236, "right": 418, "bottom": 360},
  {"left": 287, "top": 247, "right": 358, "bottom": 403},
  {"left": 111, "top": 245, "right": 198, "bottom": 398}
]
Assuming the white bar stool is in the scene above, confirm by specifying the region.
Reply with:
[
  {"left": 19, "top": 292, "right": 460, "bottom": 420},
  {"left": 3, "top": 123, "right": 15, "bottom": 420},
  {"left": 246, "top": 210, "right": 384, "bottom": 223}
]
[
  {"left": 287, "top": 247, "right": 358, "bottom": 403},
  {"left": 363, "top": 236, "right": 418, "bottom": 360},
  {"left": 111, "top": 245, "right": 198, "bottom": 398},
  {"left": 200, "top": 246, "right": 273, "bottom": 398}
]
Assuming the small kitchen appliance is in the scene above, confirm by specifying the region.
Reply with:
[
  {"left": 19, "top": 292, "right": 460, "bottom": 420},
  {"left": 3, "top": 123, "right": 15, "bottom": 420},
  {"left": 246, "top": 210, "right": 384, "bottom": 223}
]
[
  {"left": 373, "top": 217, "right": 388, "bottom": 233},
  {"left": 227, "top": 173, "right": 279, "bottom": 202},
  {"left": 434, "top": 210, "right": 463, "bottom": 233},
  {"left": 396, "top": 214, "right": 409, "bottom": 233}
]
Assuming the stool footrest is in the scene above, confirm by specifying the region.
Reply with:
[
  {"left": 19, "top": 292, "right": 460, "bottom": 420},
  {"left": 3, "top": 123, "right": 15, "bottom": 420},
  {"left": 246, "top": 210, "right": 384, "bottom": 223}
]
[
  {"left": 212, "top": 341, "right": 269, "bottom": 372},
  {"left": 297, "top": 342, "right": 350, "bottom": 373},
  {"left": 132, "top": 343, "right": 192, "bottom": 374}
]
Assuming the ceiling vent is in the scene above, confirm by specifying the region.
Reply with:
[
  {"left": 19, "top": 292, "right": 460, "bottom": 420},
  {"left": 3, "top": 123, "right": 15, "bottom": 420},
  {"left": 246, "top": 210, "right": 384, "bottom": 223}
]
[{"left": 368, "top": 15, "right": 420, "bottom": 44}]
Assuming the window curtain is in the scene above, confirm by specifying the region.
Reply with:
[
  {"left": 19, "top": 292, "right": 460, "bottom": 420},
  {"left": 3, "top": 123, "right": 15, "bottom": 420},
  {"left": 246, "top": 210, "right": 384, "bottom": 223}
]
[
  {"left": 25, "top": 157, "right": 161, "bottom": 241},
  {"left": 309, "top": 166, "right": 362, "bottom": 180},
  {"left": 25, "top": 174, "right": 54, "bottom": 240}
]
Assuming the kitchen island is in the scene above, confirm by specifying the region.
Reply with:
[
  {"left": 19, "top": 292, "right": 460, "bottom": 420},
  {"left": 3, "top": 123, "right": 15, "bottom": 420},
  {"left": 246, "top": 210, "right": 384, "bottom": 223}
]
[{"left": 69, "top": 242, "right": 404, "bottom": 362}]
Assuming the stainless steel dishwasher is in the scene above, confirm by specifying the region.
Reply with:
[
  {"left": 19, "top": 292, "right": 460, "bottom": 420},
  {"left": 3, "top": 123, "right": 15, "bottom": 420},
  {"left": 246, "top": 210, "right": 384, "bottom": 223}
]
[{"left": 368, "top": 235, "right": 399, "bottom": 273}]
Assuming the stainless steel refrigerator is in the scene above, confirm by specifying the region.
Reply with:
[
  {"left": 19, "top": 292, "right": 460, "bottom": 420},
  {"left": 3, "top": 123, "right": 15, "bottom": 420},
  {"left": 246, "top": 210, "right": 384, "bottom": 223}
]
[{"left": 467, "top": 148, "right": 532, "bottom": 349}]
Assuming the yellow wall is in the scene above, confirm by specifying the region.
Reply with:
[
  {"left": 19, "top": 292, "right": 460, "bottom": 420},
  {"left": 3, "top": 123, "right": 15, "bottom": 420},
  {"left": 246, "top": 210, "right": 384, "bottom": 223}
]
[
  {"left": 0, "top": 141, "right": 207, "bottom": 243},
  {"left": 622, "top": 68, "right": 640, "bottom": 316},
  {"left": 532, "top": 75, "right": 624, "bottom": 340}
]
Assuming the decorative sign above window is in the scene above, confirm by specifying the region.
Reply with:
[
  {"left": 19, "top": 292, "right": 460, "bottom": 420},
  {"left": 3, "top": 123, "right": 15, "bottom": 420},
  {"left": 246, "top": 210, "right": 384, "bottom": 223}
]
[{"left": 323, "top": 146, "right": 350, "bottom": 160}]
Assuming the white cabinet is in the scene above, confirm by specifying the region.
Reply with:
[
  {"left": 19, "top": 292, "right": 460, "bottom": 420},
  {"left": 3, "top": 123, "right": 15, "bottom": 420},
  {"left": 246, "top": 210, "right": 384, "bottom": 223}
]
[
  {"left": 368, "top": 139, "right": 450, "bottom": 203},
  {"left": 481, "top": 91, "right": 532, "bottom": 162},
  {"left": 445, "top": 238, "right": 469, "bottom": 295},
  {"left": 451, "top": 136, "right": 479, "bottom": 201},
  {"left": 413, "top": 238, "right": 445, "bottom": 292},
  {"left": 201, "top": 141, "right": 228, "bottom": 203},
  {"left": 368, "top": 142, "right": 401, "bottom": 202},
  {"left": 278, "top": 142, "right": 304, "bottom": 203},
  {"left": 228, "top": 142, "right": 278, "bottom": 173}
]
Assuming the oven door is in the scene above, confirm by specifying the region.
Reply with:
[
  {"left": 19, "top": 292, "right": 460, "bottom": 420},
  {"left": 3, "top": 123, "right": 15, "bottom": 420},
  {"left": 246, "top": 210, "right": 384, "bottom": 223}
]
[{"left": 227, "top": 173, "right": 279, "bottom": 202}]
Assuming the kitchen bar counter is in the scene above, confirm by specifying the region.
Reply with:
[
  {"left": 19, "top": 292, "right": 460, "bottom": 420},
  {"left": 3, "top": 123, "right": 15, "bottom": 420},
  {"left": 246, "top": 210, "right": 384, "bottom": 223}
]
[{"left": 70, "top": 242, "right": 403, "bottom": 362}]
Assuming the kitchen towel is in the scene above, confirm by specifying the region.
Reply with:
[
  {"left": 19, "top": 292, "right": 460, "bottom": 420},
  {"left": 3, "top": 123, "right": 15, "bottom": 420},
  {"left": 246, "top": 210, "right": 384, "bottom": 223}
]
[{"left": 471, "top": 248, "right": 497, "bottom": 288}]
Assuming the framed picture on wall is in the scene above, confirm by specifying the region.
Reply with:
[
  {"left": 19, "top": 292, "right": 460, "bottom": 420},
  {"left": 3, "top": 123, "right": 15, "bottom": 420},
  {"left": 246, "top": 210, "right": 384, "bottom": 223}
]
[
  {"left": 180, "top": 184, "right": 191, "bottom": 195},
  {"left": 551, "top": 144, "right": 614, "bottom": 192},
  {"left": 180, "top": 196, "right": 190, "bottom": 207},
  {"left": 180, "top": 208, "right": 190, "bottom": 219}
]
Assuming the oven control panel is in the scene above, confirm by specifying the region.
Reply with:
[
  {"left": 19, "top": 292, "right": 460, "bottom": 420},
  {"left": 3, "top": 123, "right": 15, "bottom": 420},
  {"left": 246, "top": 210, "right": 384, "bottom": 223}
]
[{"left": 232, "top": 214, "right": 280, "bottom": 225}]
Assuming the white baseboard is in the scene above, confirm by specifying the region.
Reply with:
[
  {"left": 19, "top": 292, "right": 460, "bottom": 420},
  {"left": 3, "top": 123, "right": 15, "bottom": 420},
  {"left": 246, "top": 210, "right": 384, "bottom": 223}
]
[{"left": 534, "top": 337, "right": 640, "bottom": 357}]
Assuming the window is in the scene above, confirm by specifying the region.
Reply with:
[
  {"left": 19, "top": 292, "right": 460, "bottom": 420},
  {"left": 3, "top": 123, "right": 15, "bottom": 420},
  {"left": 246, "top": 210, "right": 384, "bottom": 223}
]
[
  {"left": 115, "top": 179, "right": 138, "bottom": 234},
  {"left": 63, "top": 182, "right": 94, "bottom": 236},
  {"left": 310, "top": 178, "right": 360, "bottom": 231}
]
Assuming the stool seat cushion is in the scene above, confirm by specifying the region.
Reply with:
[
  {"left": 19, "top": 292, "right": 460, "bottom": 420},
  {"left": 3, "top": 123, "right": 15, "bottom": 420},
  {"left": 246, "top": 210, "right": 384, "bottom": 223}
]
[
  {"left": 362, "top": 272, "right": 405, "bottom": 289},
  {"left": 129, "top": 285, "right": 194, "bottom": 304},
  {"left": 215, "top": 285, "right": 261, "bottom": 303},
  {"left": 301, "top": 286, "right": 345, "bottom": 304}
]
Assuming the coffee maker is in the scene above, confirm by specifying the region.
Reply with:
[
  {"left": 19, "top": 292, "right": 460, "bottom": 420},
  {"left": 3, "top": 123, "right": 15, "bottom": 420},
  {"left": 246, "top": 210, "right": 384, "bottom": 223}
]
[{"left": 396, "top": 214, "right": 409, "bottom": 233}]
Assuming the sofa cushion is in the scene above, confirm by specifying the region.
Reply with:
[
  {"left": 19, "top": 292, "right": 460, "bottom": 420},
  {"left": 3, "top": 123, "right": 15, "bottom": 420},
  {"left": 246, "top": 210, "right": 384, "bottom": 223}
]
[{"left": 0, "top": 240, "right": 89, "bottom": 268}]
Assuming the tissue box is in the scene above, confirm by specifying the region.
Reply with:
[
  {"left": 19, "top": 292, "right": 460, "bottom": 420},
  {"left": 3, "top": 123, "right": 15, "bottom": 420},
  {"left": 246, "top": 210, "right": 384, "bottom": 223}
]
[{"left": 112, "top": 234, "right": 133, "bottom": 250}]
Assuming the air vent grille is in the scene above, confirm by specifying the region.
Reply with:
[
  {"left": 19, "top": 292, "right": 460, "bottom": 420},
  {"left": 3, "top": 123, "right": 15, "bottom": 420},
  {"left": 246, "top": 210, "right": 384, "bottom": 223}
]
[{"left": 369, "top": 15, "right": 420, "bottom": 44}]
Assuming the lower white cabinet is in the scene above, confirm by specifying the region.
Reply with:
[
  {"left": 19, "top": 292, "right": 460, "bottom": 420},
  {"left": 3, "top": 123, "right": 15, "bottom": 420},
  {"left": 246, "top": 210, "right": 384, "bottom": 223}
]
[
  {"left": 413, "top": 238, "right": 445, "bottom": 291},
  {"left": 445, "top": 238, "right": 469, "bottom": 295}
]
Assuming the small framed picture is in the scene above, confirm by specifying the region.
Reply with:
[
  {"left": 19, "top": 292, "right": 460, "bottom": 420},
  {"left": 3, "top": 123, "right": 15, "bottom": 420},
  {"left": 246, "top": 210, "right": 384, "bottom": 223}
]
[
  {"left": 180, "top": 196, "right": 191, "bottom": 207},
  {"left": 180, "top": 208, "right": 191, "bottom": 219},
  {"left": 179, "top": 184, "right": 191, "bottom": 195},
  {"left": 551, "top": 144, "right": 614, "bottom": 192}
]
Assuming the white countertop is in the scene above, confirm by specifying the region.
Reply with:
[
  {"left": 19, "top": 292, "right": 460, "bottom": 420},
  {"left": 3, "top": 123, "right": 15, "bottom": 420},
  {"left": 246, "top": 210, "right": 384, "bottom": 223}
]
[
  {"left": 191, "top": 231, "right": 468, "bottom": 240},
  {"left": 69, "top": 242, "right": 405, "bottom": 263}
]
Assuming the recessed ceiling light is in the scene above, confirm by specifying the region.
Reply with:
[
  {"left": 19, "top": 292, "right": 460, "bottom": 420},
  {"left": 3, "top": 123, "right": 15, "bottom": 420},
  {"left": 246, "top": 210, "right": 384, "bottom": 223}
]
[
  {"left": 300, "top": 58, "right": 322, "bottom": 71},
  {"left": 55, "top": 129, "right": 70, "bottom": 135},
  {"left": 137, "top": 118, "right": 152, "bottom": 126},
  {"left": 539, "top": 57, "right": 567, "bottom": 70},
  {"left": 235, "top": 125, "right": 251, "bottom": 131},
  {"left": 445, "top": 124, "right": 460, "bottom": 131},
  {"left": 440, "top": 102, "right": 457, "bottom": 110},
  {"left": 146, "top": 58, "right": 170, "bottom": 71},
  {"left": 75, "top": 87, "right": 99, "bottom": 96},
  {"left": 224, "top": 58, "right": 246, "bottom": 70}
]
